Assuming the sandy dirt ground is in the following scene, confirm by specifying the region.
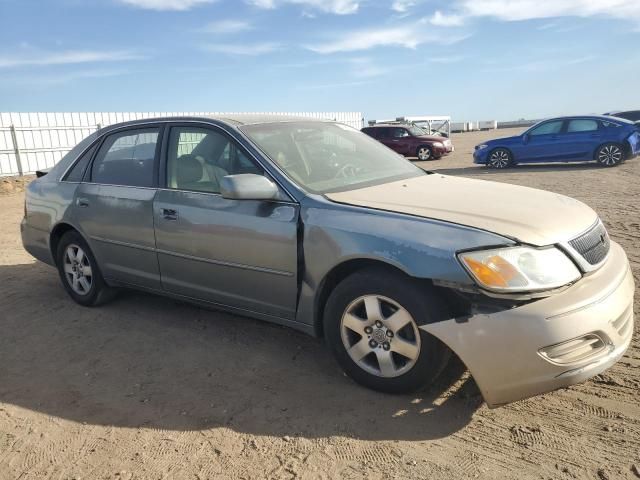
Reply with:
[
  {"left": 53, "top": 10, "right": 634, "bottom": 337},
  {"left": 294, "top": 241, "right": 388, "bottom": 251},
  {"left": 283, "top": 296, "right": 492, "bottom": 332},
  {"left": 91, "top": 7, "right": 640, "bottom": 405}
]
[{"left": 0, "top": 128, "right": 639, "bottom": 480}]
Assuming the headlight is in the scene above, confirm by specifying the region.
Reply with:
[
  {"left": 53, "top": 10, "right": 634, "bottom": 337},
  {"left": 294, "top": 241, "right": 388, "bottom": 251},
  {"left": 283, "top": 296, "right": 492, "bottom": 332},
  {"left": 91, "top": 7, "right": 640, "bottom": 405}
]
[
  {"left": 433, "top": 142, "right": 443, "bottom": 148},
  {"left": 458, "top": 246, "right": 581, "bottom": 293},
  {"left": 475, "top": 144, "right": 488, "bottom": 150}
]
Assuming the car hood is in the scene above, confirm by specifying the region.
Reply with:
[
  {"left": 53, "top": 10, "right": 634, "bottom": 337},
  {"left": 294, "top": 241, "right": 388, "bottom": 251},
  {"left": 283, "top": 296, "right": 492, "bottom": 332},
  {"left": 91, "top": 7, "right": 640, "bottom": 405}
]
[
  {"left": 484, "top": 135, "right": 521, "bottom": 146},
  {"left": 325, "top": 174, "right": 598, "bottom": 246},
  {"left": 417, "top": 134, "right": 446, "bottom": 142}
]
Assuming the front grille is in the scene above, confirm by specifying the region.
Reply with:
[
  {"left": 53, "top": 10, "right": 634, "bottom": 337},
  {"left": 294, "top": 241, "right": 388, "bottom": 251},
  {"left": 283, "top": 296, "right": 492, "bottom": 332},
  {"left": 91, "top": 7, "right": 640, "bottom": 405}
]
[{"left": 569, "top": 221, "right": 610, "bottom": 265}]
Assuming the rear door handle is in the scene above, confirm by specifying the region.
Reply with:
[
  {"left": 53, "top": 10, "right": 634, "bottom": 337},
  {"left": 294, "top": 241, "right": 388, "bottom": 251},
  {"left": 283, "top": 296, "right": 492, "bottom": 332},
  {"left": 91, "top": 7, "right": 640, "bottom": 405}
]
[
  {"left": 161, "top": 208, "right": 178, "bottom": 220},
  {"left": 77, "top": 198, "right": 89, "bottom": 208}
]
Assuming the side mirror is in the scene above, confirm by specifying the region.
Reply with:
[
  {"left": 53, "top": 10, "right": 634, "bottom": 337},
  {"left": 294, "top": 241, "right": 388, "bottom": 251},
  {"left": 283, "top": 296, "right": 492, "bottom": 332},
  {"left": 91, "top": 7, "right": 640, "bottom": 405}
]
[
  {"left": 522, "top": 133, "right": 530, "bottom": 144},
  {"left": 220, "top": 174, "right": 279, "bottom": 201}
]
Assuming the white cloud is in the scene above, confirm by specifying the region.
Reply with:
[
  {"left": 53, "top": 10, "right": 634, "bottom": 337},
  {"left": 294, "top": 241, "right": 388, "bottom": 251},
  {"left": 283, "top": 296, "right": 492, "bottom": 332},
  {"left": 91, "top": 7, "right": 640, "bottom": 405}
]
[
  {"left": 306, "top": 23, "right": 469, "bottom": 53},
  {"left": 483, "top": 55, "right": 597, "bottom": 72},
  {"left": 298, "top": 80, "right": 370, "bottom": 90},
  {"left": 0, "top": 50, "right": 144, "bottom": 69},
  {"left": 201, "top": 19, "right": 253, "bottom": 34},
  {"left": 118, "top": 0, "right": 214, "bottom": 10},
  {"left": 246, "top": 0, "right": 359, "bottom": 15},
  {"left": 203, "top": 42, "right": 282, "bottom": 55},
  {"left": 391, "top": 0, "right": 416, "bottom": 13},
  {"left": 461, "top": 0, "right": 639, "bottom": 21},
  {"left": 347, "top": 57, "right": 391, "bottom": 78},
  {"left": 436, "top": 0, "right": 640, "bottom": 27},
  {"left": 429, "top": 10, "right": 465, "bottom": 26},
  {"left": 428, "top": 55, "right": 465, "bottom": 63}
]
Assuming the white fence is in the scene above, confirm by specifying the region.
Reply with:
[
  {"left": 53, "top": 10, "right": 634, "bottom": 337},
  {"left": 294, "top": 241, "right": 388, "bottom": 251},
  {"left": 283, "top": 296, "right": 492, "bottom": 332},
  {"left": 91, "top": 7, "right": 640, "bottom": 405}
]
[{"left": 0, "top": 111, "right": 364, "bottom": 177}]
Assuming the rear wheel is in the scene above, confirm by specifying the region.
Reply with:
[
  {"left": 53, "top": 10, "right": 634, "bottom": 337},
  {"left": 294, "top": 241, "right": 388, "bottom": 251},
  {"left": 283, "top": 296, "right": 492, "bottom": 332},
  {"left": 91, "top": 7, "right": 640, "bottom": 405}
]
[
  {"left": 596, "top": 143, "right": 624, "bottom": 167},
  {"left": 56, "top": 231, "right": 114, "bottom": 306},
  {"left": 487, "top": 148, "right": 513, "bottom": 168},
  {"left": 324, "top": 268, "right": 450, "bottom": 393},
  {"left": 416, "top": 145, "right": 433, "bottom": 161}
]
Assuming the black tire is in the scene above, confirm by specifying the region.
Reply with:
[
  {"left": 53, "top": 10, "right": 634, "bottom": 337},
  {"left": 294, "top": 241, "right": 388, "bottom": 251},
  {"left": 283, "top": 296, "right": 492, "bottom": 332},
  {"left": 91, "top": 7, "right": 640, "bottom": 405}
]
[
  {"left": 595, "top": 143, "right": 624, "bottom": 167},
  {"left": 324, "top": 267, "right": 451, "bottom": 394},
  {"left": 56, "top": 230, "right": 115, "bottom": 307},
  {"left": 487, "top": 148, "right": 513, "bottom": 168},
  {"left": 416, "top": 145, "right": 433, "bottom": 161}
]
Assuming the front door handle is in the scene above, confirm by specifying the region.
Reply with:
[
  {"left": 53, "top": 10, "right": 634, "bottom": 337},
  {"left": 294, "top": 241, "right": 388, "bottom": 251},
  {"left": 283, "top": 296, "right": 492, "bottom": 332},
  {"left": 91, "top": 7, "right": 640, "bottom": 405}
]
[
  {"left": 77, "top": 198, "right": 89, "bottom": 208},
  {"left": 161, "top": 208, "right": 178, "bottom": 220}
]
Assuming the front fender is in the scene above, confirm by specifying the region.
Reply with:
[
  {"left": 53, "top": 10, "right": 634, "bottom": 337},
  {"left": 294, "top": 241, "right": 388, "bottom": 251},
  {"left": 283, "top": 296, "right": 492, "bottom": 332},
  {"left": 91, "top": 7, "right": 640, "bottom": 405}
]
[{"left": 295, "top": 200, "right": 514, "bottom": 328}]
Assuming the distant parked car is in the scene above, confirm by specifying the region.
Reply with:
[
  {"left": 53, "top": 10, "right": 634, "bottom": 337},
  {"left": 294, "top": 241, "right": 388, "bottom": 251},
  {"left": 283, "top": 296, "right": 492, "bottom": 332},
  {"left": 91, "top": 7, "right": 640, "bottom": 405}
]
[
  {"left": 362, "top": 124, "right": 453, "bottom": 161},
  {"left": 604, "top": 110, "right": 640, "bottom": 125},
  {"left": 473, "top": 116, "right": 640, "bottom": 168}
]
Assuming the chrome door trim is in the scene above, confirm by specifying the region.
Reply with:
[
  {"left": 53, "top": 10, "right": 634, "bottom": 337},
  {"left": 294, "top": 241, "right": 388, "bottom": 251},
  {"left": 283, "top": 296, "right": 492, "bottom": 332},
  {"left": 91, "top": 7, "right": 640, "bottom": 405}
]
[
  {"left": 156, "top": 248, "right": 294, "bottom": 277},
  {"left": 90, "top": 235, "right": 157, "bottom": 253},
  {"left": 91, "top": 235, "right": 294, "bottom": 277}
]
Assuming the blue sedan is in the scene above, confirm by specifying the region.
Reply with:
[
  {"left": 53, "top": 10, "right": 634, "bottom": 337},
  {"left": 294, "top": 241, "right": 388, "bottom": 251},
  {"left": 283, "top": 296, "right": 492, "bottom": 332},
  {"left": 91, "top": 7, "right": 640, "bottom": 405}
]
[{"left": 474, "top": 116, "right": 640, "bottom": 168}]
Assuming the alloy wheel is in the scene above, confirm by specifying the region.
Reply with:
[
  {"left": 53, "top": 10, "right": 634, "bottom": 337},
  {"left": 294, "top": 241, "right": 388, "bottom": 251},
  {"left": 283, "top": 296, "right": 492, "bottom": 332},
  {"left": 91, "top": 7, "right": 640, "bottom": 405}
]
[
  {"left": 417, "top": 147, "right": 431, "bottom": 160},
  {"left": 489, "top": 150, "right": 510, "bottom": 168},
  {"left": 340, "top": 294, "right": 421, "bottom": 378},
  {"left": 598, "top": 145, "right": 623, "bottom": 166},
  {"left": 63, "top": 244, "right": 93, "bottom": 295}
]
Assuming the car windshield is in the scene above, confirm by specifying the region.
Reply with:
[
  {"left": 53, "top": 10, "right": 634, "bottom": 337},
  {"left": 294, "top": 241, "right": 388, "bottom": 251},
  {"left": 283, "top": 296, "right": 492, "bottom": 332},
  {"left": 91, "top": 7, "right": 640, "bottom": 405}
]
[
  {"left": 407, "top": 125, "right": 427, "bottom": 136},
  {"left": 240, "top": 121, "right": 425, "bottom": 194}
]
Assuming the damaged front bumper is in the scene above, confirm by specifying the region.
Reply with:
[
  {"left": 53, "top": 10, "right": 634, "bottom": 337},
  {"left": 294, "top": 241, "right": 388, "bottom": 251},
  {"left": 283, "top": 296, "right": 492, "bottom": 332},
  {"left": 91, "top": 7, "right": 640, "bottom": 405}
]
[{"left": 422, "top": 240, "right": 635, "bottom": 408}]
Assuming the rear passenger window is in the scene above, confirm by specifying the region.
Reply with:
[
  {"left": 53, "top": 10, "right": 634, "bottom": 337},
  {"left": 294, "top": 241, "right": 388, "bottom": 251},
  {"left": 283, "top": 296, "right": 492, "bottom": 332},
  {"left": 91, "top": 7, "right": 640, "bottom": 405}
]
[
  {"left": 64, "top": 144, "right": 97, "bottom": 182},
  {"left": 567, "top": 120, "right": 598, "bottom": 133},
  {"left": 91, "top": 128, "right": 160, "bottom": 187},
  {"left": 376, "top": 128, "right": 389, "bottom": 139}
]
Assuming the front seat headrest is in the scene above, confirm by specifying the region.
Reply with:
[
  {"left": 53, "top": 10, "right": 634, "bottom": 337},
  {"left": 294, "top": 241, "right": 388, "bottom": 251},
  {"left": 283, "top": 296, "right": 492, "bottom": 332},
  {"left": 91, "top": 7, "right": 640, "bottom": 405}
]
[{"left": 176, "top": 154, "right": 203, "bottom": 186}]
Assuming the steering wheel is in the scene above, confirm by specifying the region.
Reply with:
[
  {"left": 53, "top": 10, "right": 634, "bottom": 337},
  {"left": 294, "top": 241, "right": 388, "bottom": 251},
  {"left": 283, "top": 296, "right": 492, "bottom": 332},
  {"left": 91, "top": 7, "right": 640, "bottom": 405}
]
[{"left": 335, "top": 163, "right": 359, "bottom": 179}]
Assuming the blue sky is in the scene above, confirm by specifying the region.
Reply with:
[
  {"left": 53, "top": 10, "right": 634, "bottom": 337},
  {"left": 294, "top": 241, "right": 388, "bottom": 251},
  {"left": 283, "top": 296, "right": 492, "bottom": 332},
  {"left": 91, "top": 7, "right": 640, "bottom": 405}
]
[{"left": 0, "top": 0, "right": 638, "bottom": 121}]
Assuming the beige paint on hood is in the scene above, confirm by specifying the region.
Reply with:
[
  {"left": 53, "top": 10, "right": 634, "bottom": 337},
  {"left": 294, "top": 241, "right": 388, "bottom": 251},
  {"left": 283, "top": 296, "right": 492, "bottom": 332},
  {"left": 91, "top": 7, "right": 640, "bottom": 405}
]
[{"left": 326, "top": 174, "right": 598, "bottom": 246}]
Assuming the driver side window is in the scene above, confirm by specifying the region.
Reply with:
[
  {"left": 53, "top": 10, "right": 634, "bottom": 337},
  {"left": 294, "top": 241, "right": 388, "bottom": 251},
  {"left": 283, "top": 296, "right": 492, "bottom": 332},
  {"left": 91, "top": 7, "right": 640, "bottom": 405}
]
[
  {"left": 393, "top": 128, "right": 409, "bottom": 138},
  {"left": 530, "top": 121, "right": 564, "bottom": 136},
  {"left": 167, "top": 126, "right": 263, "bottom": 194}
]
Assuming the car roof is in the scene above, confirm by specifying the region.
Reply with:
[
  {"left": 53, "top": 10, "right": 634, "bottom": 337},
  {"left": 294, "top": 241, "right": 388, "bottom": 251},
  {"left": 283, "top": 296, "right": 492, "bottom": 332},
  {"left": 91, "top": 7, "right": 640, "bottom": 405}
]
[
  {"left": 544, "top": 114, "right": 631, "bottom": 123},
  {"left": 98, "top": 114, "right": 328, "bottom": 132},
  {"left": 533, "top": 115, "right": 634, "bottom": 126},
  {"left": 365, "top": 124, "right": 408, "bottom": 128}
]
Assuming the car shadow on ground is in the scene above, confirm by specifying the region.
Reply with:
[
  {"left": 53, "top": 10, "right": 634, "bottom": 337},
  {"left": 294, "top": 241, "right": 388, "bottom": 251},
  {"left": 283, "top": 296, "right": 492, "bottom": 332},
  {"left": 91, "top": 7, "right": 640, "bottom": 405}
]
[
  {"left": 0, "top": 262, "right": 483, "bottom": 441},
  {"left": 425, "top": 162, "right": 608, "bottom": 177}
]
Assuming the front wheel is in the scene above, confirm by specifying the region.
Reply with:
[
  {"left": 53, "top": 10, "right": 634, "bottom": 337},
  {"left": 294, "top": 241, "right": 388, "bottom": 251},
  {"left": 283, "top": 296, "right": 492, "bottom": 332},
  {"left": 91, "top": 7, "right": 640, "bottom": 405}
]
[
  {"left": 487, "top": 148, "right": 513, "bottom": 168},
  {"left": 416, "top": 145, "right": 433, "bottom": 161},
  {"left": 324, "top": 268, "right": 450, "bottom": 393},
  {"left": 596, "top": 143, "right": 624, "bottom": 167}
]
